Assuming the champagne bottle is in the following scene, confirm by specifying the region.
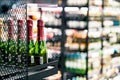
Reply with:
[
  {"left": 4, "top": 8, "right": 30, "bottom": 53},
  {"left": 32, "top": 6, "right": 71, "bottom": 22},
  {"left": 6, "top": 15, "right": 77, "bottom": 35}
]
[
  {"left": 35, "top": 30, "right": 39, "bottom": 65},
  {"left": 27, "top": 20, "right": 35, "bottom": 66},
  {"left": 7, "top": 20, "right": 17, "bottom": 65},
  {"left": 17, "top": 20, "right": 26, "bottom": 67},
  {"left": 36, "top": 19, "right": 47, "bottom": 64},
  {"left": 0, "top": 18, "right": 6, "bottom": 64}
]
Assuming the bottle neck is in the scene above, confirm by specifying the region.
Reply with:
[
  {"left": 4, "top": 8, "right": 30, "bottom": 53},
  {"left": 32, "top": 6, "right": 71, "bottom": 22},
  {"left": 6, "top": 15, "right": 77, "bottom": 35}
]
[
  {"left": 0, "top": 19, "right": 4, "bottom": 39},
  {"left": 38, "top": 25, "right": 44, "bottom": 41},
  {"left": 27, "top": 20, "right": 33, "bottom": 41},
  {"left": 0, "top": 26, "right": 3, "bottom": 39},
  {"left": 37, "top": 19, "right": 44, "bottom": 41},
  {"left": 18, "top": 20, "right": 24, "bottom": 40},
  {"left": 8, "top": 20, "right": 14, "bottom": 40}
]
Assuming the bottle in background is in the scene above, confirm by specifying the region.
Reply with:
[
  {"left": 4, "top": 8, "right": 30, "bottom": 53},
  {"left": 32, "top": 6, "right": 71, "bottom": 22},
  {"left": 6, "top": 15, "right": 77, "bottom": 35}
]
[
  {"left": 0, "top": 18, "right": 7, "bottom": 64},
  {"left": 7, "top": 20, "right": 17, "bottom": 65},
  {"left": 27, "top": 20, "right": 35, "bottom": 66},
  {"left": 17, "top": 20, "right": 26, "bottom": 67}
]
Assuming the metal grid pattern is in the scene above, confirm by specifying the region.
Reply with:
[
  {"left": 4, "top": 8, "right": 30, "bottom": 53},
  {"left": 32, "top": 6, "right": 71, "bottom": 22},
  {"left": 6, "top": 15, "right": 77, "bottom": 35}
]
[{"left": 0, "top": 0, "right": 27, "bottom": 80}]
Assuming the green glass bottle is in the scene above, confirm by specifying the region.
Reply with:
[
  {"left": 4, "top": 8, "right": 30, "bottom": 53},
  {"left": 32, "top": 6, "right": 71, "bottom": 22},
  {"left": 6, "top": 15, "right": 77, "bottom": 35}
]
[
  {"left": 0, "top": 18, "right": 8, "bottom": 65},
  {"left": 17, "top": 20, "right": 26, "bottom": 67},
  {"left": 35, "top": 34, "right": 39, "bottom": 65},
  {"left": 7, "top": 20, "right": 17, "bottom": 65},
  {"left": 37, "top": 19, "right": 47, "bottom": 64},
  {"left": 0, "top": 18, "right": 5, "bottom": 64},
  {"left": 27, "top": 20, "right": 35, "bottom": 66}
]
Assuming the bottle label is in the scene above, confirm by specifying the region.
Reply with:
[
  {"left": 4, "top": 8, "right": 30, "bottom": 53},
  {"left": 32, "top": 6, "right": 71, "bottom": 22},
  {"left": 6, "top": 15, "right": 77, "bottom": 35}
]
[
  {"left": 8, "top": 54, "right": 12, "bottom": 62},
  {"left": 18, "top": 55, "right": 21, "bottom": 63},
  {"left": 31, "top": 56, "right": 34, "bottom": 64},
  {"left": 40, "top": 57, "right": 43, "bottom": 64}
]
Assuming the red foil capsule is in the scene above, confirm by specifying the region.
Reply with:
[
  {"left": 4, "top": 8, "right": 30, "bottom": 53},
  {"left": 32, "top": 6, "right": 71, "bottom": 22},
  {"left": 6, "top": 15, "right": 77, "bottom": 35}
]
[{"left": 27, "top": 20, "right": 33, "bottom": 40}]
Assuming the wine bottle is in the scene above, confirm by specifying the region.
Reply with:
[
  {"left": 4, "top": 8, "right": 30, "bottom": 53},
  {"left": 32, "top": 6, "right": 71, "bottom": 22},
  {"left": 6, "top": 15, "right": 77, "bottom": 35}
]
[
  {"left": 17, "top": 20, "right": 26, "bottom": 67},
  {"left": 0, "top": 18, "right": 6, "bottom": 64},
  {"left": 35, "top": 30, "right": 39, "bottom": 65},
  {"left": 7, "top": 20, "right": 17, "bottom": 65},
  {"left": 27, "top": 20, "right": 35, "bottom": 66},
  {"left": 36, "top": 19, "right": 47, "bottom": 64}
]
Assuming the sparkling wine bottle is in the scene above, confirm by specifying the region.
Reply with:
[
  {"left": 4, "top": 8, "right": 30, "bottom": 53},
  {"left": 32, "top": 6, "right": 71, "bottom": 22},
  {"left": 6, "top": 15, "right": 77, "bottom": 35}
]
[
  {"left": 7, "top": 20, "right": 17, "bottom": 65},
  {"left": 27, "top": 20, "right": 35, "bottom": 66},
  {"left": 0, "top": 18, "right": 7, "bottom": 64},
  {"left": 17, "top": 20, "right": 26, "bottom": 67},
  {"left": 36, "top": 19, "right": 47, "bottom": 64}
]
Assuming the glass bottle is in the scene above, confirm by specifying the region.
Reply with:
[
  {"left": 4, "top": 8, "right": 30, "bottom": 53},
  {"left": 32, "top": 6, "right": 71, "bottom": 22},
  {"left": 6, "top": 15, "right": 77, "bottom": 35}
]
[
  {"left": 35, "top": 19, "right": 47, "bottom": 65},
  {"left": 27, "top": 20, "right": 35, "bottom": 66},
  {"left": 7, "top": 20, "right": 17, "bottom": 65},
  {"left": 17, "top": 20, "right": 26, "bottom": 67}
]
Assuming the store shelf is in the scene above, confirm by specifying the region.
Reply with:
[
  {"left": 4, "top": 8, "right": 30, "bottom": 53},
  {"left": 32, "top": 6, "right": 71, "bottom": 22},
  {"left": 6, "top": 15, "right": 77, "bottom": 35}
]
[
  {"left": 28, "top": 60, "right": 58, "bottom": 72},
  {"left": 65, "top": 18, "right": 88, "bottom": 21},
  {"left": 45, "top": 25, "right": 61, "bottom": 29},
  {"left": 45, "top": 25, "right": 87, "bottom": 30},
  {"left": 64, "top": 5, "right": 88, "bottom": 8},
  {"left": 55, "top": 0, "right": 120, "bottom": 79},
  {"left": 66, "top": 26, "right": 87, "bottom": 30},
  {"left": 0, "top": 65, "right": 27, "bottom": 80},
  {"left": 27, "top": 0, "right": 58, "bottom": 6},
  {"left": 0, "top": 61, "right": 58, "bottom": 80},
  {"left": 58, "top": 0, "right": 89, "bottom": 79},
  {"left": 64, "top": 71, "right": 86, "bottom": 77},
  {"left": 28, "top": 60, "right": 58, "bottom": 80}
]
